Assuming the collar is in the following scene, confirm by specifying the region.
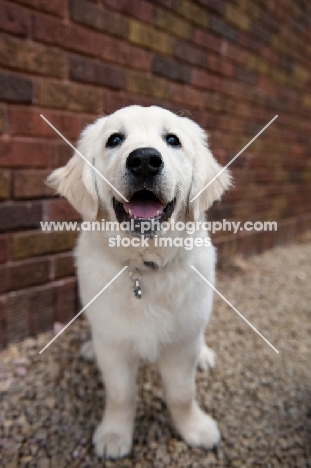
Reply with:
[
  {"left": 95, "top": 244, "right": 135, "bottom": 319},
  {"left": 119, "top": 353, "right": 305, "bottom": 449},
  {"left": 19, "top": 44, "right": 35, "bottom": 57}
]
[{"left": 127, "top": 255, "right": 172, "bottom": 299}]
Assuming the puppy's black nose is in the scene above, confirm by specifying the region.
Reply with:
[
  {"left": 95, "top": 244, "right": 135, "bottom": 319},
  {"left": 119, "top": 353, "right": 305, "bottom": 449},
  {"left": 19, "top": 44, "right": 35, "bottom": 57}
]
[{"left": 126, "top": 147, "right": 163, "bottom": 177}]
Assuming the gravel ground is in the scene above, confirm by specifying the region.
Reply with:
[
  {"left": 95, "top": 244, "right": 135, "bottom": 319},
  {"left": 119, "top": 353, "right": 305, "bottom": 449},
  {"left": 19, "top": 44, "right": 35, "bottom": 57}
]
[{"left": 1, "top": 241, "right": 311, "bottom": 468}]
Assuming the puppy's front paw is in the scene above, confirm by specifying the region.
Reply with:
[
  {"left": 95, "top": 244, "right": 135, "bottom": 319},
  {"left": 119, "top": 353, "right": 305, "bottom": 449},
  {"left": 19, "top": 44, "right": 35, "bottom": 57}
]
[
  {"left": 197, "top": 344, "right": 216, "bottom": 371},
  {"left": 80, "top": 340, "right": 95, "bottom": 361},
  {"left": 178, "top": 408, "right": 220, "bottom": 449},
  {"left": 93, "top": 422, "right": 132, "bottom": 459}
]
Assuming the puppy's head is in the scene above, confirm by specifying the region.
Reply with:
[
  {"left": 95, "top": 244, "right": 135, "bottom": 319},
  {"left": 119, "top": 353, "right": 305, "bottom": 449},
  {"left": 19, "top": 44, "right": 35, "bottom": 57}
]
[{"left": 47, "top": 105, "right": 231, "bottom": 234}]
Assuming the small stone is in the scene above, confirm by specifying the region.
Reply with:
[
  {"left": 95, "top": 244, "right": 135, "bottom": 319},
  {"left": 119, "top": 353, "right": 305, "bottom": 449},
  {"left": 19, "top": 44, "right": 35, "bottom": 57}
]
[
  {"left": 14, "top": 366, "right": 27, "bottom": 377},
  {"left": 37, "top": 458, "right": 49, "bottom": 468}
]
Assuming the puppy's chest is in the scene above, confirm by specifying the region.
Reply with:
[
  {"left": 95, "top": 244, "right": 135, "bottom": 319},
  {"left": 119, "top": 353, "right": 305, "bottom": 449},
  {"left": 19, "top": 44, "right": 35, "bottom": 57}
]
[
  {"left": 121, "top": 266, "right": 208, "bottom": 335},
  {"left": 113, "top": 270, "right": 201, "bottom": 361},
  {"left": 83, "top": 259, "right": 211, "bottom": 362},
  {"left": 110, "top": 264, "right": 202, "bottom": 325}
]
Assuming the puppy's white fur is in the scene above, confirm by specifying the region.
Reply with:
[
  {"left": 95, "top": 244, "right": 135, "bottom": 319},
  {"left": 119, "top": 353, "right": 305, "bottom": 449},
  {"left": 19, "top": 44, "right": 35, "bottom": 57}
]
[{"left": 47, "top": 106, "right": 231, "bottom": 459}]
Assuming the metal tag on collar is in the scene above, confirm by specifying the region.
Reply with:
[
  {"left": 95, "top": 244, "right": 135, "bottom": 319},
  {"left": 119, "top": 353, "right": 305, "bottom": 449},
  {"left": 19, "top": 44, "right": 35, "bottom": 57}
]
[{"left": 133, "top": 278, "right": 142, "bottom": 299}]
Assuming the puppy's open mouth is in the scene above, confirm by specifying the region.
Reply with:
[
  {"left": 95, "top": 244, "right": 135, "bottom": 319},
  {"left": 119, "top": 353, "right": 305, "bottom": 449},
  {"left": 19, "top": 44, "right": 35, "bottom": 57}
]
[{"left": 113, "top": 190, "right": 175, "bottom": 235}]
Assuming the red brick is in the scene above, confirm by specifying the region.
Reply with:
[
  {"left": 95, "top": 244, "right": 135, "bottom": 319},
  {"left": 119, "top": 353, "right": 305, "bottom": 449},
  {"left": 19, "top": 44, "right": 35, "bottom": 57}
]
[
  {"left": 219, "top": 116, "right": 244, "bottom": 133},
  {"left": 13, "top": 169, "right": 52, "bottom": 199},
  {"left": 238, "top": 30, "right": 261, "bottom": 53},
  {"left": 225, "top": 43, "right": 248, "bottom": 65},
  {"left": 128, "top": 20, "right": 172, "bottom": 54},
  {"left": 33, "top": 15, "right": 151, "bottom": 71},
  {"left": 54, "top": 278, "right": 77, "bottom": 323},
  {"left": 261, "top": 10, "right": 280, "bottom": 31},
  {"left": 176, "top": 0, "right": 209, "bottom": 28},
  {"left": 170, "top": 83, "right": 205, "bottom": 108},
  {"left": 0, "top": 137, "right": 51, "bottom": 167},
  {"left": 220, "top": 79, "right": 245, "bottom": 99},
  {"left": 0, "top": 264, "right": 9, "bottom": 292},
  {"left": 43, "top": 199, "right": 81, "bottom": 222},
  {"left": 103, "top": 89, "right": 158, "bottom": 113},
  {"left": 105, "top": 0, "right": 154, "bottom": 23},
  {"left": 0, "top": 35, "right": 65, "bottom": 78},
  {"left": 209, "top": 16, "right": 237, "bottom": 41},
  {"left": 33, "top": 13, "right": 105, "bottom": 56},
  {"left": 225, "top": 4, "right": 249, "bottom": 31},
  {"left": 193, "top": 28, "right": 222, "bottom": 53},
  {"left": 155, "top": 8, "right": 192, "bottom": 39},
  {"left": 36, "top": 81, "right": 103, "bottom": 113},
  {"left": 12, "top": 230, "right": 77, "bottom": 260},
  {"left": 0, "top": 169, "right": 10, "bottom": 199},
  {"left": 29, "top": 284, "right": 54, "bottom": 334},
  {"left": 192, "top": 69, "right": 222, "bottom": 91},
  {"left": 209, "top": 202, "right": 234, "bottom": 223},
  {"left": 0, "top": 201, "right": 42, "bottom": 231},
  {"left": 0, "top": 72, "right": 33, "bottom": 103},
  {"left": 0, "top": 105, "right": 7, "bottom": 134},
  {"left": 69, "top": 0, "right": 128, "bottom": 38},
  {"left": 54, "top": 253, "right": 75, "bottom": 279},
  {"left": 0, "top": 1, "right": 30, "bottom": 37},
  {"left": 153, "top": 56, "right": 191, "bottom": 83},
  {"left": 205, "top": 91, "right": 232, "bottom": 113},
  {"left": 196, "top": 0, "right": 225, "bottom": 14},
  {"left": 81, "top": 115, "right": 97, "bottom": 128},
  {"left": 252, "top": 23, "right": 271, "bottom": 44},
  {"left": 69, "top": 55, "right": 126, "bottom": 90},
  {"left": 101, "top": 37, "right": 151, "bottom": 71},
  {"left": 0, "top": 258, "right": 50, "bottom": 294},
  {"left": 190, "top": 110, "right": 220, "bottom": 130},
  {"left": 102, "top": 90, "right": 127, "bottom": 113},
  {"left": 236, "top": 67, "right": 257, "bottom": 85},
  {"left": 6, "top": 290, "right": 29, "bottom": 343},
  {"left": 206, "top": 53, "right": 235, "bottom": 77},
  {"left": 51, "top": 143, "right": 72, "bottom": 168},
  {"left": 11, "top": 0, "right": 66, "bottom": 17},
  {"left": 126, "top": 72, "right": 169, "bottom": 99},
  {"left": 174, "top": 40, "right": 206, "bottom": 67},
  {"left": 10, "top": 108, "right": 82, "bottom": 139},
  {"left": 0, "top": 235, "right": 9, "bottom": 263},
  {"left": 156, "top": 0, "right": 174, "bottom": 7}
]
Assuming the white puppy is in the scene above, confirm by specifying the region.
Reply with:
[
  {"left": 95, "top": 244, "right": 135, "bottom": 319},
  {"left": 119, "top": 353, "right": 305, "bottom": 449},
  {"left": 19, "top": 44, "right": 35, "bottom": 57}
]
[{"left": 47, "top": 105, "right": 231, "bottom": 459}]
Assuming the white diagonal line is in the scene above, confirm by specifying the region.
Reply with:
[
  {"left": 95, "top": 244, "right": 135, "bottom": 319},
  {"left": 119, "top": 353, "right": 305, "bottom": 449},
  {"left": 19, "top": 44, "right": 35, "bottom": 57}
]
[
  {"left": 39, "top": 266, "right": 128, "bottom": 354},
  {"left": 40, "top": 114, "right": 128, "bottom": 202},
  {"left": 190, "top": 115, "right": 278, "bottom": 202},
  {"left": 191, "top": 266, "right": 279, "bottom": 354}
]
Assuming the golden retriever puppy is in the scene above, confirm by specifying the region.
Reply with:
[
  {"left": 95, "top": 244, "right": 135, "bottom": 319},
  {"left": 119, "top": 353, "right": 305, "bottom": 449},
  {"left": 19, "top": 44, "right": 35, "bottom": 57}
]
[{"left": 47, "top": 105, "right": 231, "bottom": 459}]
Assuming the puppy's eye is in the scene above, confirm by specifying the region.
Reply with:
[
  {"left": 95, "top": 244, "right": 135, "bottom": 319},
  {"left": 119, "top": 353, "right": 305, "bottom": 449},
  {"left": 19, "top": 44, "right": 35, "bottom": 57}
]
[
  {"left": 165, "top": 134, "right": 181, "bottom": 147},
  {"left": 106, "top": 133, "right": 124, "bottom": 148}
]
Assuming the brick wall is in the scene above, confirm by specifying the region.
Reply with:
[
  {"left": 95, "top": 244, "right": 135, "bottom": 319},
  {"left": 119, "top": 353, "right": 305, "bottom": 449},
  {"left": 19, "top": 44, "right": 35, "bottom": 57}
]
[{"left": 0, "top": 0, "right": 311, "bottom": 347}]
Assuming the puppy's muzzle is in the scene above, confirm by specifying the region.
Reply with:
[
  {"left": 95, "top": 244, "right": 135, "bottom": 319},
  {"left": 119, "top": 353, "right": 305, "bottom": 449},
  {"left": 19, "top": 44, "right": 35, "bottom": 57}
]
[
  {"left": 126, "top": 147, "right": 163, "bottom": 178},
  {"left": 113, "top": 147, "right": 174, "bottom": 237}
]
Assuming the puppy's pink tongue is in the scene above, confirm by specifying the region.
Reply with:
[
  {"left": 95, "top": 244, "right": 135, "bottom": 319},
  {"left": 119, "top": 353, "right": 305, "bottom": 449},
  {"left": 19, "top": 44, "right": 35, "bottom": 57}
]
[{"left": 123, "top": 200, "right": 163, "bottom": 218}]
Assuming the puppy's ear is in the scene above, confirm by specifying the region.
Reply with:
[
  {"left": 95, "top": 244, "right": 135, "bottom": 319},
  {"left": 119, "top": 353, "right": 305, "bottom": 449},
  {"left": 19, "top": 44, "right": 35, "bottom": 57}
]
[
  {"left": 189, "top": 123, "right": 232, "bottom": 221},
  {"left": 46, "top": 118, "right": 106, "bottom": 220}
]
